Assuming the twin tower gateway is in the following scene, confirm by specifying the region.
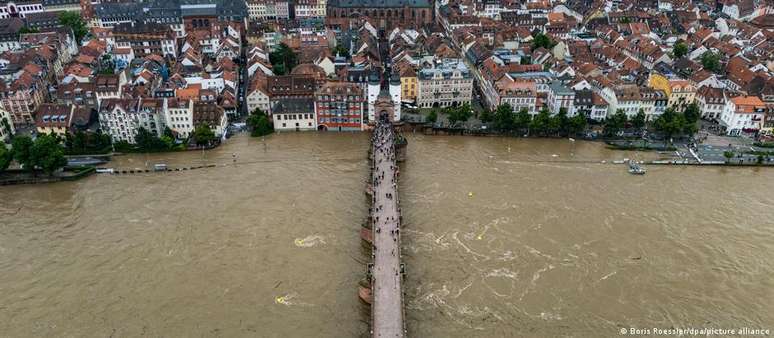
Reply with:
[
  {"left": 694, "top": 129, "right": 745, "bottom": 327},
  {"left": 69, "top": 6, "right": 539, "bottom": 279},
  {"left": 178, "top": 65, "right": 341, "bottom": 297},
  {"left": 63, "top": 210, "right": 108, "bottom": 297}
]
[{"left": 367, "top": 69, "right": 402, "bottom": 124}]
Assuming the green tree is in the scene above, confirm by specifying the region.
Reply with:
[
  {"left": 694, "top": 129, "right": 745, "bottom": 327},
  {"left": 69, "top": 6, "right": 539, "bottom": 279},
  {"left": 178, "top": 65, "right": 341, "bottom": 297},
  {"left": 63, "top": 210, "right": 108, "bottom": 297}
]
[
  {"left": 269, "top": 43, "right": 298, "bottom": 75},
  {"left": 332, "top": 44, "right": 350, "bottom": 58},
  {"left": 632, "top": 109, "right": 647, "bottom": 130},
  {"left": 530, "top": 108, "right": 552, "bottom": 136},
  {"left": 446, "top": 103, "right": 472, "bottom": 126},
  {"left": 247, "top": 109, "right": 274, "bottom": 137},
  {"left": 673, "top": 42, "right": 688, "bottom": 59},
  {"left": 653, "top": 107, "right": 689, "bottom": 142},
  {"left": 515, "top": 108, "right": 531, "bottom": 132},
  {"left": 11, "top": 135, "right": 34, "bottom": 170},
  {"left": 567, "top": 113, "right": 587, "bottom": 136},
  {"left": 0, "top": 145, "right": 11, "bottom": 171},
  {"left": 700, "top": 51, "right": 722, "bottom": 73},
  {"left": 493, "top": 103, "right": 515, "bottom": 131},
  {"left": 683, "top": 102, "right": 700, "bottom": 125},
  {"left": 531, "top": 32, "right": 556, "bottom": 50},
  {"left": 135, "top": 127, "right": 169, "bottom": 152},
  {"left": 479, "top": 109, "right": 493, "bottom": 123},
  {"left": 723, "top": 151, "right": 734, "bottom": 163},
  {"left": 19, "top": 26, "right": 39, "bottom": 34},
  {"left": 193, "top": 124, "right": 216, "bottom": 146},
  {"left": 604, "top": 110, "right": 628, "bottom": 136},
  {"left": 59, "top": 11, "right": 88, "bottom": 43},
  {"left": 29, "top": 134, "right": 67, "bottom": 175},
  {"left": 426, "top": 110, "right": 438, "bottom": 123},
  {"left": 520, "top": 56, "right": 531, "bottom": 65}
]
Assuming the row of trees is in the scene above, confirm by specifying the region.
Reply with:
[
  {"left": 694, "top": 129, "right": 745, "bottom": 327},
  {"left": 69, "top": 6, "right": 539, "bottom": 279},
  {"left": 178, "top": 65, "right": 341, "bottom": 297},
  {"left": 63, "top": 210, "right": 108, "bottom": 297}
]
[
  {"left": 425, "top": 104, "right": 474, "bottom": 126},
  {"left": 602, "top": 103, "right": 700, "bottom": 140},
  {"left": 0, "top": 135, "right": 67, "bottom": 174},
  {"left": 115, "top": 125, "right": 216, "bottom": 153},
  {"left": 482, "top": 104, "right": 587, "bottom": 137}
]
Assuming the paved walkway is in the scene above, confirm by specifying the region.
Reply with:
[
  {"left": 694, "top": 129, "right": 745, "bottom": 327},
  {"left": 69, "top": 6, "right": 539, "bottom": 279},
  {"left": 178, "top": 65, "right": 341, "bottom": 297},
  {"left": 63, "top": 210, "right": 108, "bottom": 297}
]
[{"left": 370, "top": 121, "right": 405, "bottom": 337}]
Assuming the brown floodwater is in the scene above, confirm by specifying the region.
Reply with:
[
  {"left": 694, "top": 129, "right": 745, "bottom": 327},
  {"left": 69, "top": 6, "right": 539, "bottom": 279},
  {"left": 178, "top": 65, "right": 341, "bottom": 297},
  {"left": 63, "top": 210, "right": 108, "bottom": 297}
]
[{"left": 1, "top": 132, "right": 772, "bottom": 337}]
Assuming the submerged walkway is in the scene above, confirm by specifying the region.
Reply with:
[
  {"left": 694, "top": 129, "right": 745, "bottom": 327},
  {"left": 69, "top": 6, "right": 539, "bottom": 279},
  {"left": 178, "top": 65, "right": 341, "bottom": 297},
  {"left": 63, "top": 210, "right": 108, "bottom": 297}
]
[{"left": 370, "top": 121, "right": 405, "bottom": 337}]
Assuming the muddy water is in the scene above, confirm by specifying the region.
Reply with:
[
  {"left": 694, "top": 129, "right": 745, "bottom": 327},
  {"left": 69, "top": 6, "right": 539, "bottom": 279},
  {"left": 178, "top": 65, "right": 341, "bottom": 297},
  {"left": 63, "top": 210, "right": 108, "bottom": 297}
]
[
  {"left": 401, "top": 134, "right": 774, "bottom": 337},
  {"left": 1, "top": 132, "right": 772, "bottom": 337}
]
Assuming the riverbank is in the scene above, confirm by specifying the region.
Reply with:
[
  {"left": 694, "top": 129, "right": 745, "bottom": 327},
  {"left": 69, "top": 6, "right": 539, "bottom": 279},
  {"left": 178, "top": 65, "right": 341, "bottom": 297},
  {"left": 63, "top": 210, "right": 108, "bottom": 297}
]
[{"left": 0, "top": 166, "right": 95, "bottom": 186}]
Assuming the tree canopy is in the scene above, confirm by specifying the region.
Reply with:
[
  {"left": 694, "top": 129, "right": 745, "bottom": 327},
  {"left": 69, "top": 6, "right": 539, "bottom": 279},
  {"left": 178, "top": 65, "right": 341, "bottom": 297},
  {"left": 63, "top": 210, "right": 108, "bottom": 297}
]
[
  {"left": 631, "top": 109, "right": 647, "bottom": 130},
  {"left": 444, "top": 103, "right": 473, "bottom": 127},
  {"left": 30, "top": 134, "right": 68, "bottom": 175},
  {"left": 653, "top": 107, "right": 694, "bottom": 141},
  {"left": 247, "top": 109, "right": 274, "bottom": 137},
  {"left": 269, "top": 43, "right": 298, "bottom": 75},
  {"left": 193, "top": 124, "right": 216, "bottom": 146},
  {"left": 672, "top": 42, "right": 688, "bottom": 59},
  {"left": 531, "top": 32, "right": 556, "bottom": 50},
  {"left": 700, "top": 52, "right": 722, "bottom": 73},
  {"left": 426, "top": 110, "right": 438, "bottom": 124},
  {"left": 59, "top": 11, "right": 88, "bottom": 43},
  {"left": 0, "top": 145, "right": 11, "bottom": 171},
  {"left": 11, "top": 136, "right": 34, "bottom": 170},
  {"left": 603, "top": 110, "right": 628, "bottom": 136}
]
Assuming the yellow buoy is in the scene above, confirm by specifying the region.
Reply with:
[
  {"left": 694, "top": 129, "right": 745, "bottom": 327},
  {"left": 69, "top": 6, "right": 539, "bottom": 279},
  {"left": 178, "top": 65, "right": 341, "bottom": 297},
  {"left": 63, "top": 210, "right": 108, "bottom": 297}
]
[{"left": 468, "top": 192, "right": 473, "bottom": 197}]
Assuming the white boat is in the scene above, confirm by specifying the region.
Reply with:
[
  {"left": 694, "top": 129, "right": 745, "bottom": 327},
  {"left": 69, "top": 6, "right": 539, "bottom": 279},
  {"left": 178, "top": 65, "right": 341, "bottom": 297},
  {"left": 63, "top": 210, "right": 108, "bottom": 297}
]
[{"left": 95, "top": 168, "right": 114, "bottom": 174}]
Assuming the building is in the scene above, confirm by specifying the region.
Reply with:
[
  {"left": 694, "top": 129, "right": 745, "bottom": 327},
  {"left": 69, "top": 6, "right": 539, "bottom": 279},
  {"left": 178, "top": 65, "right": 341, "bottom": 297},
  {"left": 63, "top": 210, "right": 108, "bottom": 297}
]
[
  {"left": 720, "top": 96, "right": 766, "bottom": 136},
  {"left": 0, "top": 75, "right": 45, "bottom": 126},
  {"left": 416, "top": 59, "right": 473, "bottom": 109},
  {"left": 398, "top": 66, "right": 417, "bottom": 101},
  {"left": 165, "top": 98, "right": 195, "bottom": 139},
  {"left": 193, "top": 102, "right": 228, "bottom": 138},
  {"left": 0, "top": 1, "right": 44, "bottom": 19},
  {"left": 246, "top": 75, "right": 272, "bottom": 114},
  {"left": 99, "top": 99, "right": 148, "bottom": 144},
  {"left": 546, "top": 81, "right": 575, "bottom": 115},
  {"left": 113, "top": 22, "right": 178, "bottom": 59},
  {"left": 696, "top": 86, "right": 726, "bottom": 120},
  {"left": 267, "top": 74, "right": 318, "bottom": 113},
  {"left": 273, "top": 98, "right": 317, "bottom": 131},
  {"left": 648, "top": 72, "right": 696, "bottom": 112},
  {"left": 0, "top": 17, "right": 23, "bottom": 52},
  {"left": 34, "top": 103, "right": 89, "bottom": 136},
  {"left": 316, "top": 81, "right": 365, "bottom": 131},
  {"left": 496, "top": 79, "right": 537, "bottom": 115},
  {"left": 0, "top": 106, "right": 14, "bottom": 141},
  {"left": 326, "top": 0, "right": 433, "bottom": 30},
  {"left": 296, "top": 0, "right": 327, "bottom": 18}
]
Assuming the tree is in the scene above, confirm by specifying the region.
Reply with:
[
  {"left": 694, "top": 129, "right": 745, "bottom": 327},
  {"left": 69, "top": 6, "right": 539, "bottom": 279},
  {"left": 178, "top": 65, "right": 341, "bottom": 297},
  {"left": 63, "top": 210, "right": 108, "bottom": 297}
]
[
  {"left": 0, "top": 145, "right": 11, "bottom": 171},
  {"left": 567, "top": 113, "right": 587, "bottom": 136},
  {"left": 531, "top": 32, "right": 556, "bottom": 50},
  {"left": 493, "top": 104, "right": 515, "bottom": 131},
  {"left": 632, "top": 109, "right": 647, "bottom": 131},
  {"left": 135, "top": 127, "right": 169, "bottom": 152},
  {"left": 530, "top": 108, "right": 552, "bottom": 136},
  {"left": 247, "top": 109, "right": 274, "bottom": 137},
  {"left": 653, "top": 107, "right": 689, "bottom": 142},
  {"left": 59, "top": 11, "right": 88, "bottom": 43},
  {"left": 604, "top": 110, "right": 628, "bottom": 136},
  {"left": 446, "top": 103, "right": 472, "bottom": 126},
  {"left": 11, "top": 135, "right": 34, "bottom": 170},
  {"left": 520, "top": 56, "right": 531, "bottom": 65},
  {"left": 700, "top": 51, "right": 722, "bottom": 73},
  {"left": 19, "top": 26, "right": 39, "bottom": 34},
  {"left": 426, "top": 110, "right": 438, "bottom": 123},
  {"left": 683, "top": 102, "right": 700, "bottom": 125},
  {"left": 723, "top": 151, "right": 734, "bottom": 163},
  {"left": 332, "top": 44, "right": 350, "bottom": 58},
  {"left": 269, "top": 43, "right": 298, "bottom": 75},
  {"left": 29, "top": 134, "right": 67, "bottom": 175},
  {"left": 673, "top": 42, "right": 688, "bottom": 59},
  {"left": 479, "top": 109, "right": 493, "bottom": 123},
  {"left": 515, "top": 108, "right": 531, "bottom": 132},
  {"left": 193, "top": 124, "right": 216, "bottom": 146}
]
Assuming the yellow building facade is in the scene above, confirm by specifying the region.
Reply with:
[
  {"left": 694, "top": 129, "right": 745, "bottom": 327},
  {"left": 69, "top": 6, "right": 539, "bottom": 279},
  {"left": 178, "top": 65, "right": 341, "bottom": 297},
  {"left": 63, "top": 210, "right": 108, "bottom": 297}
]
[{"left": 648, "top": 72, "right": 695, "bottom": 111}]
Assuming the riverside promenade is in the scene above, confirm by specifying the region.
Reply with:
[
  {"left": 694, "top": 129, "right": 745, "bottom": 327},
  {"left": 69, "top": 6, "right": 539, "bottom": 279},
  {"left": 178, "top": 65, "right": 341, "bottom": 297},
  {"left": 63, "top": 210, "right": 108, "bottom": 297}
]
[{"left": 369, "top": 120, "right": 406, "bottom": 337}]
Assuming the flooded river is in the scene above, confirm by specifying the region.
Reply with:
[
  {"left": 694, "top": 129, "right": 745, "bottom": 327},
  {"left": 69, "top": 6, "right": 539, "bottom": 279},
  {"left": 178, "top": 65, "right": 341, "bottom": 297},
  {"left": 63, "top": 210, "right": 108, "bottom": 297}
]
[{"left": 1, "top": 132, "right": 772, "bottom": 337}]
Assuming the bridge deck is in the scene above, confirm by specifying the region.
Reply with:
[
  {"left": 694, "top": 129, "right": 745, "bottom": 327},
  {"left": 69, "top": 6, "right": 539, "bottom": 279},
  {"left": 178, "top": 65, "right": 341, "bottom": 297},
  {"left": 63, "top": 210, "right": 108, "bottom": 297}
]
[{"left": 370, "top": 122, "right": 405, "bottom": 337}]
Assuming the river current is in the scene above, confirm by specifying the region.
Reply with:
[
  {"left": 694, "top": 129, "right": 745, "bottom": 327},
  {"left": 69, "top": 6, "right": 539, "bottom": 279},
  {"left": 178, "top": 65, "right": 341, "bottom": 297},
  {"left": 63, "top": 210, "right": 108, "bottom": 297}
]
[{"left": 1, "top": 132, "right": 772, "bottom": 337}]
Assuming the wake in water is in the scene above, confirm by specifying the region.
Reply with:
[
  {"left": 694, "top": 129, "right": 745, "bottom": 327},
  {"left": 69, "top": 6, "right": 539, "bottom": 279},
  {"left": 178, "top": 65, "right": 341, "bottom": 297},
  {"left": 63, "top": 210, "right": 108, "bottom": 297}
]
[
  {"left": 293, "top": 235, "right": 326, "bottom": 248},
  {"left": 274, "top": 292, "right": 313, "bottom": 307}
]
